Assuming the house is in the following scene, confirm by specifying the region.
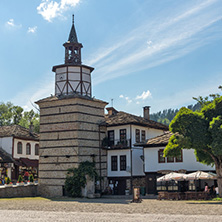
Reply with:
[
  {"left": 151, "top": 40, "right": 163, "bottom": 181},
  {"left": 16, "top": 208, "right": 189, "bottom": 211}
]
[
  {"left": 0, "top": 125, "right": 39, "bottom": 181},
  {"left": 102, "top": 106, "right": 168, "bottom": 195},
  {"left": 141, "top": 131, "right": 215, "bottom": 194}
]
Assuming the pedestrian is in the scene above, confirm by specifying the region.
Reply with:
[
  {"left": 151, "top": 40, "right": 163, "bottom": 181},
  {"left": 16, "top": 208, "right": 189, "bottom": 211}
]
[
  {"left": 204, "top": 182, "right": 209, "bottom": 192},
  {"left": 24, "top": 170, "right": 29, "bottom": 182}
]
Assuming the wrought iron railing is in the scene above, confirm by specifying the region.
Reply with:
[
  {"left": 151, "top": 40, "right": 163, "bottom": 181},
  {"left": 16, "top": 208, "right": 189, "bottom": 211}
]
[{"left": 102, "top": 139, "right": 131, "bottom": 149}]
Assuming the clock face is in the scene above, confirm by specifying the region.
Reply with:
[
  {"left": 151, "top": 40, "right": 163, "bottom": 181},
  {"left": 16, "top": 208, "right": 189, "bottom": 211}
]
[{"left": 57, "top": 73, "right": 66, "bottom": 81}]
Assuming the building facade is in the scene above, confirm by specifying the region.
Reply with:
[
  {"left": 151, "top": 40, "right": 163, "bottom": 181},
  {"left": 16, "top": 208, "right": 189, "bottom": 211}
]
[
  {"left": 0, "top": 125, "right": 39, "bottom": 181},
  {"left": 103, "top": 106, "right": 168, "bottom": 194}
]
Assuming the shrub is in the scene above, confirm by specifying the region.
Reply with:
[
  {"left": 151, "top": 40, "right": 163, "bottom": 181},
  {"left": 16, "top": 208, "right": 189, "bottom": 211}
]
[{"left": 64, "top": 161, "right": 98, "bottom": 197}]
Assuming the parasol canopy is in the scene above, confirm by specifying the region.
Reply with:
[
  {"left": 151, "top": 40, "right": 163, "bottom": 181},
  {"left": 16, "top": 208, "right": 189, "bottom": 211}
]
[
  {"left": 157, "top": 172, "right": 186, "bottom": 182},
  {"left": 183, "top": 171, "right": 217, "bottom": 180}
]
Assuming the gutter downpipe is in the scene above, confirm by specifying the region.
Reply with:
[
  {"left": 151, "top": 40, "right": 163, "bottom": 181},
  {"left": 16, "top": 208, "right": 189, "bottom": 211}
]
[
  {"left": 99, "top": 124, "right": 102, "bottom": 192},
  {"left": 130, "top": 124, "right": 133, "bottom": 194}
]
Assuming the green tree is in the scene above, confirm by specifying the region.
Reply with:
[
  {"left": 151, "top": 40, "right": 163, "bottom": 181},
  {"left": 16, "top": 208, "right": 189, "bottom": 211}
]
[
  {"left": 0, "top": 102, "right": 39, "bottom": 133},
  {"left": 164, "top": 88, "right": 222, "bottom": 197}
]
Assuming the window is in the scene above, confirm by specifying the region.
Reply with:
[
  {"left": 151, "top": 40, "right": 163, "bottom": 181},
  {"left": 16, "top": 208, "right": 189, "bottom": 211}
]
[
  {"left": 167, "top": 156, "right": 174, "bottom": 163},
  {"left": 120, "top": 155, "right": 126, "bottom": 171},
  {"left": 35, "top": 144, "right": 39, "bottom": 155},
  {"left": 135, "top": 129, "right": 140, "bottom": 143},
  {"left": 120, "top": 129, "right": 126, "bottom": 142},
  {"left": 175, "top": 150, "right": 183, "bottom": 162},
  {"left": 141, "top": 130, "right": 146, "bottom": 142},
  {"left": 17, "top": 142, "right": 22, "bottom": 154},
  {"left": 158, "top": 149, "right": 165, "bottom": 163},
  {"left": 108, "top": 130, "right": 114, "bottom": 146},
  {"left": 26, "top": 143, "right": 31, "bottom": 155},
  {"left": 111, "top": 156, "right": 118, "bottom": 171}
]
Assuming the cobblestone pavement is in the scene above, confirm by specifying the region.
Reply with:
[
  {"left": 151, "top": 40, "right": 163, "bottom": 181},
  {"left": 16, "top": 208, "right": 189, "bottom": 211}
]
[{"left": 0, "top": 197, "right": 221, "bottom": 221}]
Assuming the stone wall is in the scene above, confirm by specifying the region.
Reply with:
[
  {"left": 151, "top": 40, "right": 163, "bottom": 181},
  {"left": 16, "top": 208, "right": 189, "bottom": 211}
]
[
  {"left": 0, "top": 185, "right": 37, "bottom": 198},
  {"left": 36, "top": 96, "right": 107, "bottom": 197}
]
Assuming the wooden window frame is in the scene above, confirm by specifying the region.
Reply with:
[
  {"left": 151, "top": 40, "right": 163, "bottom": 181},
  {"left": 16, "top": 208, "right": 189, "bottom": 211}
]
[
  {"left": 120, "top": 155, "right": 126, "bottom": 171},
  {"left": 120, "top": 129, "right": 126, "bottom": 142},
  {"left": 35, "top": 144, "right": 39, "bottom": 156},
  {"left": 141, "top": 130, "right": 146, "bottom": 142},
  {"left": 135, "top": 129, "right": 140, "bottom": 143},
  {"left": 26, "top": 143, "right": 31, "bottom": 155},
  {"left": 175, "top": 150, "right": 183, "bottom": 162},
  {"left": 108, "top": 130, "right": 115, "bottom": 146},
  {"left": 17, "top": 142, "right": 22, "bottom": 154},
  {"left": 167, "top": 156, "right": 174, "bottom": 163},
  {"left": 158, "top": 149, "right": 165, "bottom": 163},
  {"left": 111, "top": 156, "right": 118, "bottom": 171}
]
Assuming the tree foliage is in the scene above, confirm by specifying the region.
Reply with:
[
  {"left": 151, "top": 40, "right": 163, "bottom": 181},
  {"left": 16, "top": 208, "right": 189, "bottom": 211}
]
[
  {"left": 64, "top": 161, "right": 98, "bottom": 197},
  {"left": 164, "top": 86, "right": 222, "bottom": 197},
  {"left": 0, "top": 102, "right": 39, "bottom": 133}
]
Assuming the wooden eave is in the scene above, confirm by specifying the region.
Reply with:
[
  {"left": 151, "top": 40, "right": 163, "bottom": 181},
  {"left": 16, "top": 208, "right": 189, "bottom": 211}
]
[{"left": 52, "top": 64, "right": 94, "bottom": 72}]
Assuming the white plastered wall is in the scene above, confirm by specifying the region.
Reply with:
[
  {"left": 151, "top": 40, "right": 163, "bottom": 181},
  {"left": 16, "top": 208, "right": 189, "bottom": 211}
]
[
  {"left": 0, "top": 137, "right": 13, "bottom": 154},
  {"left": 13, "top": 138, "right": 39, "bottom": 160},
  {"left": 144, "top": 147, "right": 215, "bottom": 172}
]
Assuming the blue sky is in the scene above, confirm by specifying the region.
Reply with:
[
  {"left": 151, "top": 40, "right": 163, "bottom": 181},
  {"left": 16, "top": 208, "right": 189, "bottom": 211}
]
[{"left": 0, "top": 0, "right": 222, "bottom": 115}]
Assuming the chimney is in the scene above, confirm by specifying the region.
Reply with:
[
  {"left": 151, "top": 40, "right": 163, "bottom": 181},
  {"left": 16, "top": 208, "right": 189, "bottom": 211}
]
[
  {"left": 106, "top": 107, "right": 118, "bottom": 116},
  {"left": 143, "top": 106, "right": 150, "bottom": 120},
  {"left": 29, "top": 122, "right": 34, "bottom": 134}
]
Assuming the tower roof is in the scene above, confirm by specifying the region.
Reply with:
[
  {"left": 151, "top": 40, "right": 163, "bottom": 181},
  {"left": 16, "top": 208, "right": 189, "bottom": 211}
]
[{"left": 68, "top": 14, "right": 78, "bottom": 43}]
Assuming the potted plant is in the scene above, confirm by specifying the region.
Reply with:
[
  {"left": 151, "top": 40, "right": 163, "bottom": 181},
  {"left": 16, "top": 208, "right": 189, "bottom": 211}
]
[
  {"left": 29, "top": 174, "right": 34, "bottom": 184},
  {"left": 6, "top": 177, "right": 12, "bottom": 186},
  {"left": 17, "top": 175, "right": 23, "bottom": 185}
]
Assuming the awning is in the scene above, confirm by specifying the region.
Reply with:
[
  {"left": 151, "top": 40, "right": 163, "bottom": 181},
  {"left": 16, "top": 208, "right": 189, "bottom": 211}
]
[{"left": 19, "top": 158, "right": 39, "bottom": 168}]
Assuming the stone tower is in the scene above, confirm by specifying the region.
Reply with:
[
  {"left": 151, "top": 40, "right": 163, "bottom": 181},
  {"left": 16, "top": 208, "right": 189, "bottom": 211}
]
[{"left": 36, "top": 16, "right": 107, "bottom": 197}]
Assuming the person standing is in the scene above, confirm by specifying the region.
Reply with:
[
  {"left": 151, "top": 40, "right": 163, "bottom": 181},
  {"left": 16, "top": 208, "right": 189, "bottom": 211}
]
[{"left": 24, "top": 171, "right": 29, "bottom": 182}]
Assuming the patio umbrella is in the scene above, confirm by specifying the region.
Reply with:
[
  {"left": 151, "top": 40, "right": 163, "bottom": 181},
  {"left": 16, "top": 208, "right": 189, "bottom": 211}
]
[
  {"left": 157, "top": 172, "right": 186, "bottom": 182},
  {"left": 183, "top": 171, "right": 217, "bottom": 180}
]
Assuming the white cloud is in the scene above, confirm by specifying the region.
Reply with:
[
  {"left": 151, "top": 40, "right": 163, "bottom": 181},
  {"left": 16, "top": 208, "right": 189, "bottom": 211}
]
[
  {"left": 5, "top": 19, "right": 22, "bottom": 29},
  {"left": 119, "top": 95, "right": 132, "bottom": 104},
  {"left": 37, "top": 0, "right": 80, "bottom": 22},
  {"left": 119, "top": 90, "right": 151, "bottom": 105},
  {"left": 91, "top": 0, "right": 222, "bottom": 85},
  {"left": 27, "top": 26, "right": 37, "bottom": 33},
  {"left": 136, "top": 90, "right": 152, "bottom": 100}
]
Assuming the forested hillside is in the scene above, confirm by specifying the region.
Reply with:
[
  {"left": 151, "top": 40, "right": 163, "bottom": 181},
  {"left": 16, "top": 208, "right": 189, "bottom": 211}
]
[{"left": 150, "top": 103, "right": 201, "bottom": 125}]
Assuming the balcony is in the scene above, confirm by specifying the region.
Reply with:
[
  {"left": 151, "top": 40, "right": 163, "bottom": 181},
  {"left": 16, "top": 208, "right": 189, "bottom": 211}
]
[{"left": 102, "top": 138, "right": 131, "bottom": 149}]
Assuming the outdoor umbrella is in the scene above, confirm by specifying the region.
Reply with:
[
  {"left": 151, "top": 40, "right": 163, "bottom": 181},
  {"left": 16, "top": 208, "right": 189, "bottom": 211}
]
[
  {"left": 157, "top": 172, "right": 186, "bottom": 182},
  {"left": 183, "top": 171, "right": 217, "bottom": 180}
]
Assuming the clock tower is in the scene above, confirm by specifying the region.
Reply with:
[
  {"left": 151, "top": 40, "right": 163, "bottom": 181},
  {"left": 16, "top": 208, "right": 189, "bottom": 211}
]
[
  {"left": 36, "top": 15, "right": 108, "bottom": 197},
  {"left": 53, "top": 15, "right": 93, "bottom": 97}
]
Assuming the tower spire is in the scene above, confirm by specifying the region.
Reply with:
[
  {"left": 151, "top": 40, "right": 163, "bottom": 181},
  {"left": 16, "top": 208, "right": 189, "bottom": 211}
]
[{"left": 68, "top": 14, "right": 78, "bottom": 43}]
